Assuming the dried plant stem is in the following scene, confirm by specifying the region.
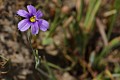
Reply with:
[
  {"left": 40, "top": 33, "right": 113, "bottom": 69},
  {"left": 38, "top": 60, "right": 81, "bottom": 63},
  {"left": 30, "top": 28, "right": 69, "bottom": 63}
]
[{"left": 96, "top": 18, "right": 108, "bottom": 46}]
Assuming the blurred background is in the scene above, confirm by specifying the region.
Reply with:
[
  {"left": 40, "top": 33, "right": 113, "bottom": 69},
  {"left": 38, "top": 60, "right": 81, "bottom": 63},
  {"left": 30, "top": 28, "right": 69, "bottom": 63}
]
[{"left": 0, "top": 0, "right": 120, "bottom": 80}]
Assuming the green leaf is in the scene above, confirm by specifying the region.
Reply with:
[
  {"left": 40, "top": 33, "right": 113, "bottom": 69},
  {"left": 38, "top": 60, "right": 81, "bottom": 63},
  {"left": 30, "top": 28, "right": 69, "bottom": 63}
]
[
  {"left": 42, "top": 37, "right": 53, "bottom": 45},
  {"left": 84, "top": 0, "right": 101, "bottom": 32},
  {"left": 114, "top": 0, "right": 120, "bottom": 10},
  {"left": 107, "top": 0, "right": 120, "bottom": 40},
  {"left": 95, "top": 37, "right": 120, "bottom": 65}
]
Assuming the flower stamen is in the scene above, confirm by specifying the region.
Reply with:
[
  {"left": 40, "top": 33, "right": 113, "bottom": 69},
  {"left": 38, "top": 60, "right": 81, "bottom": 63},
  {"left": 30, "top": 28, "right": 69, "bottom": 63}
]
[{"left": 30, "top": 16, "right": 36, "bottom": 22}]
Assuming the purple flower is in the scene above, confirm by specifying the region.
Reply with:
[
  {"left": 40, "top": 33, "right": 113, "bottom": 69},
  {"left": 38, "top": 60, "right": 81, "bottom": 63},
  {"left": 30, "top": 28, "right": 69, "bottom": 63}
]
[{"left": 17, "top": 5, "right": 49, "bottom": 34}]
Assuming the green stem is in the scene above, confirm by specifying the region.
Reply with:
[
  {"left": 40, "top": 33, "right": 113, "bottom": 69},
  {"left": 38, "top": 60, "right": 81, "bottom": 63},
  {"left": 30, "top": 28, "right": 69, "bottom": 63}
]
[
  {"left": 43, "top": 59, "right": 57, "bottom": 80},
  {"left": 46, "top": 61, "right": 76, "bottom": 72},
  {"left": 27, "top": 31, "right": 36, "bottom": 57},
  {"left": 107, "top": 13, "right": 117, "bottom": 40},
  {"left": 26, "top": 31, "right": 50, "bottom": 79},
  {"left": 82, "top": 34, "right": 87, "bottom": 57},
  {"left": 37, "top": 68, "right": 50, "bottom": 79}
]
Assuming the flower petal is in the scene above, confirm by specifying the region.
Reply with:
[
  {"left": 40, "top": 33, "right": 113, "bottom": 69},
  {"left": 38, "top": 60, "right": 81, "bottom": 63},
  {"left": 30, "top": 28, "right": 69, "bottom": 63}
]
[
  {"left": 38, "top": 19, "right": 49, "bottom": 31},
  {"left": 27, "top": 5, "right": 36, "bottom": 13},
  {"left": 31, "top": 22, "right": 39, "bottom": 34},
  {"left": 18, "top": 19, "right": 31, "bottom": 31},
  {"left": 36, "top": 10, "right": 43, "bottom": 18},
  {"left": 17, "top": 10, "right": 29, "bottom": 17}
]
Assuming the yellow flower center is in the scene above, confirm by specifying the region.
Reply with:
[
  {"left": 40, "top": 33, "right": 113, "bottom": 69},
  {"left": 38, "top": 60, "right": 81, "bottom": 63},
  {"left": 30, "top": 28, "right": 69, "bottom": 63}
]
[{"left": 30, "top": 16, "right": 36, "bottom": 22}]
